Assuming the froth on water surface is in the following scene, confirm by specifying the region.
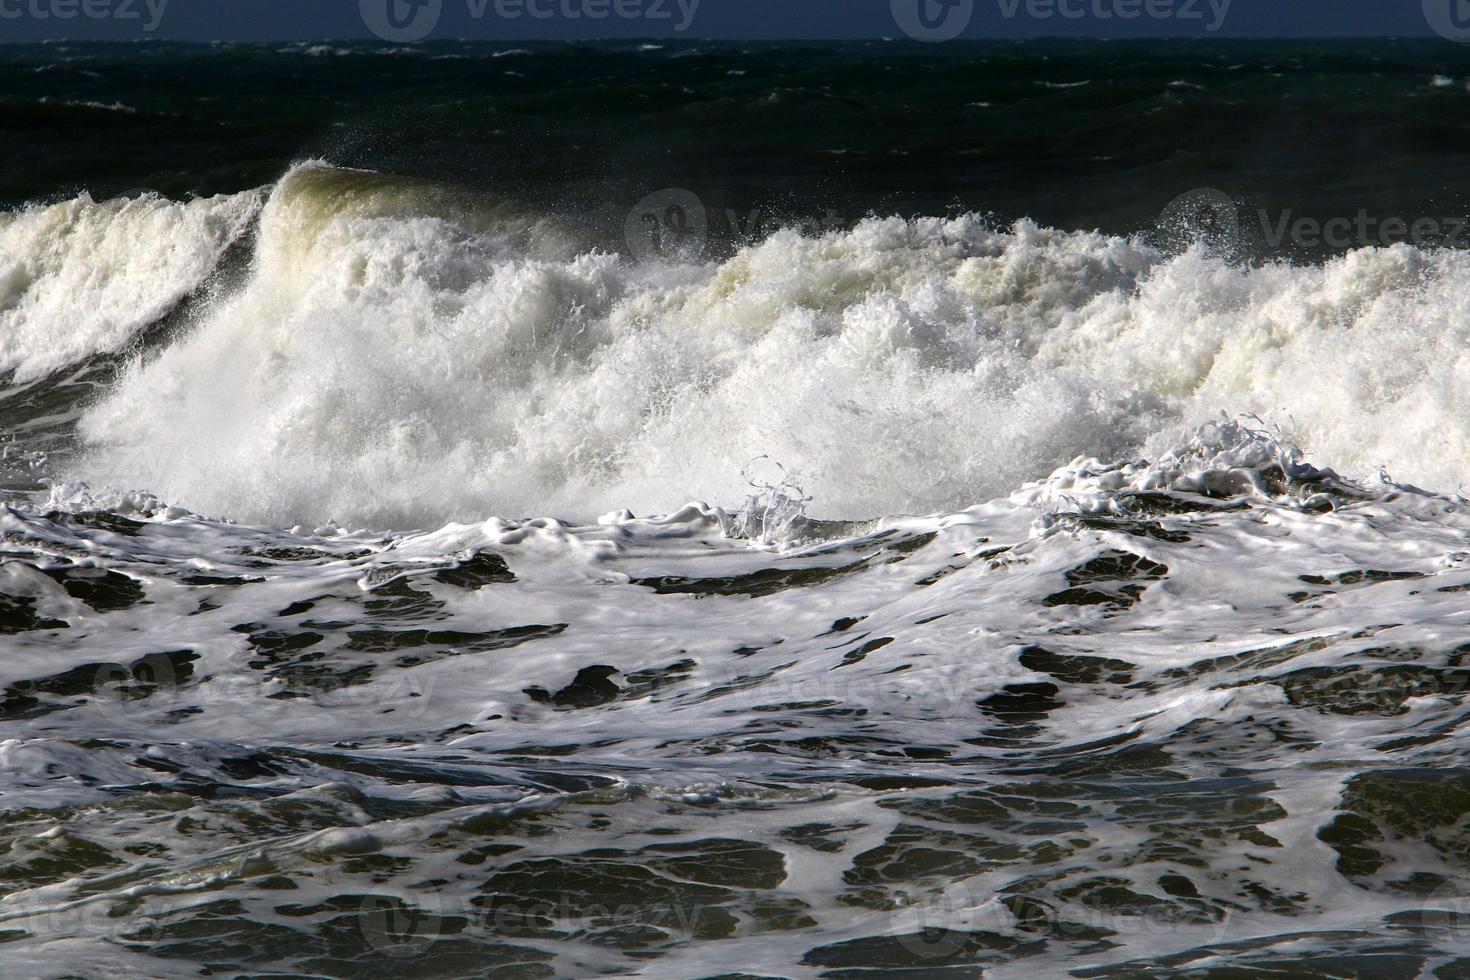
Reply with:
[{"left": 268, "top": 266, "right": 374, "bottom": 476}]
[
  {"left": 5, "top": 419, "right": 1470, "bottom": 975},
  {"left": 13, "top": 161, "right": 1468, "bottom": 531}
]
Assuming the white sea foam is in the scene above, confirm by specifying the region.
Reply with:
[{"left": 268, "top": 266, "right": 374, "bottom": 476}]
[
  {"left": 5, "top": 419, "right": 1470, "bottom": 974},
  {"left": 0, "top": 188, "right": 261, "bottom": 383},
  {"left": 19, "top": 162, "right": 1467, "bottom": 530}
]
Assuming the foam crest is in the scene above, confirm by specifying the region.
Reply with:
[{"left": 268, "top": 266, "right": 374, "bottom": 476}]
[
  {"left": 1020, "top": 415, "right": 1370, "bottom": 516},
  {"left": 66, "top": 164, "right": 1470, "bottom": 527},
  {"left": 0, "top": 188, "right": 262, "bottom": 383}
]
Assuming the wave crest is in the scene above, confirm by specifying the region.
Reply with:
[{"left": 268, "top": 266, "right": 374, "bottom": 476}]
[
  {"left": 42, "top": 163, "right": 1470, "bottom": 527},
  {"left": 0, "top": 188, "right": 261, "bottom": 383}
]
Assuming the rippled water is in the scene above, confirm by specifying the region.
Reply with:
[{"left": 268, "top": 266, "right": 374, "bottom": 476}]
[
  {"left": 7, "top": 424, "right": 1470, "bottom": 976},
  {"left": 8, "top": 39, "right": 1470, "bottom": 979}
]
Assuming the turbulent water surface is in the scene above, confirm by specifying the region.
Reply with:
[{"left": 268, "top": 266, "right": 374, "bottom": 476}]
[{"left": 6, "top": 40, "right": 1470, "bottom": 979}]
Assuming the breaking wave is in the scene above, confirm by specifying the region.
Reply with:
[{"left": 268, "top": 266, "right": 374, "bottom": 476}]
[{"left": 0, "top": 161, "right": 1462, "bottom": 526}]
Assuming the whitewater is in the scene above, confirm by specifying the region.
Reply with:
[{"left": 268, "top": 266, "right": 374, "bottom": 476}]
[
  {"left": 6, "top": 161, "right": 1470, "bottom": 976},
  {"left": 0, "top": 161, "right": 1464, "bottom": 525}
]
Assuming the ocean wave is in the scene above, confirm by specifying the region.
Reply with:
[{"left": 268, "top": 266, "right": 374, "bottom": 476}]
[
  {"left": 0, "top": 161, "right": 1460, "bottom": 528},
  {"left": 0, "top": 187, "right": 261, "bottom": 383}
]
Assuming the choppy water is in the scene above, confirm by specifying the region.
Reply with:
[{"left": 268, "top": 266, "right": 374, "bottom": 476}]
[{"left": 7, "top": 40, "right": 1470, "bottom": 980}]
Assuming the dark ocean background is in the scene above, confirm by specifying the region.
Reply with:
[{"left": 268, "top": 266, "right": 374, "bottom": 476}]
[{"left": 4, "top": 39, "right": 1470, "bottom": 256}]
